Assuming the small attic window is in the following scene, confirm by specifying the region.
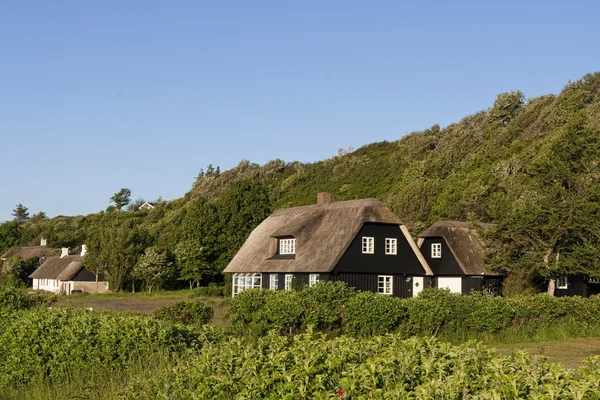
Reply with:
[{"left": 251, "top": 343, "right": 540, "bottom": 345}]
[
  {"left": 431, "top": 243, "right": 442, "bottom": 258},
  {"left": 279, "top": 238, "right": 296, "bottom": 255}
]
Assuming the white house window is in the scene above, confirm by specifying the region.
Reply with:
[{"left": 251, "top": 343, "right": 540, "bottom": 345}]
[
  {"left": 557, "top": 276, "right": 568, "bottom": 289},
  {"left": 385, "top": 238, "right": 397, "bottom": 255},
  {"left": 232, "top": 273, "right": 262, "bottom": 296},
  {"left": 431, "top": 243, "right": 442, "bottom": 258},
  {"left": 378, "top": 275, "right": 393, "bottom": 295},
  {"left": 309, "top": 274, "right": 320, "bottom": 287},
  {"left": 280, "top": 238, "right": 296, "bottom": 255},
  {"left": 362, "top": 237, "right": 374, "bottom": 254},
  {"left": 270, "top": 274, "right": 279, "bottom": 290},
  {"left": 285, "top": 274, "right": 294, "bottom": 291}
]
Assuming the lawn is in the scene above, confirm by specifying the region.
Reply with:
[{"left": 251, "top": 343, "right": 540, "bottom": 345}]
[
  {"left": 493, "top": 337, "right": 600, "bottom": 368},
  {"left": 56, "top": 290, "right": 231, "bottom": 327}
]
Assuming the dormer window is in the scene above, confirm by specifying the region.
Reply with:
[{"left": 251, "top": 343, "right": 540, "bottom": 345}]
[
  {"left": 279, "top": 238, "right": 296, "bottom": 255},
  {"left": 431, "top": 243, "right": 442, "bottom": 258}
]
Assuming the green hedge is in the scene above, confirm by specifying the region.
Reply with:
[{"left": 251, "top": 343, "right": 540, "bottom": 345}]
[
  {"left": 154, "top": 299, "right": 215, "bottom": 325},
  {"left": 230, "top": 282, "right": 600, "bottom": 337}
]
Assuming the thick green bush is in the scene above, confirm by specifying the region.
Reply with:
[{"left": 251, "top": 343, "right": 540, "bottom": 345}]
[
  {"left": 0, "top": 307, "right": 215, "bottom": 389},
  {"left": 154, "top": 299, "right": 214, "bottom": 325},
  {"left": 229, "top": 283, "right": 600, "bottom": 337},
  {"left": 0, "top": 288, "right": 56, "bottom": 312}
]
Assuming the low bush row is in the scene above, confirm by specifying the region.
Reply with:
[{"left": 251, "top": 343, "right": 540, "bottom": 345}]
[
  {"left": 154, "top": 298, "right": 215, "bottom": 325},
  {"left": 230, "top": 282, "right": 600, "bottom": 337},
  {"left": 189, "top": 283, "right": 226, "bottom": 298},
  {"left": 120, "top": 330, "right": 600, "bottom": 399},
  {"left": 0, "top": 287, "right": 56, "bottom": 312}
]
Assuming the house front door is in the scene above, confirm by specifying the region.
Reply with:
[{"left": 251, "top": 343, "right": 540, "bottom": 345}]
[{"left": 413, "top": 277, "right": 424, "bottom": 297}]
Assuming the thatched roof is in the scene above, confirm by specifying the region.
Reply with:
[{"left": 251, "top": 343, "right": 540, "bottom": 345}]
[
  {"left": 224, "top": 198, "right": 432, "bottom": 274},
  {"left": 29, "top": 255, "right": 86, "bottom": 281},
  {"left": 418, "top": 221, "right": 500, "bottom": 276},
  {"left": 1, "top": 246, "right": 54, "bottom": 261}
]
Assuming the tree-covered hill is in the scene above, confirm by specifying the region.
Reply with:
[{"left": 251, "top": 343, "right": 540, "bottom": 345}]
[{"left": 2, "top": 72, "right": 599, "bottom": 293}]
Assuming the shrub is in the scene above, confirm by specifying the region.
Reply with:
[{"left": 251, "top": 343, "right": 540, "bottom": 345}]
[
  {"left": 154, "top": 299, "right": 214, "bottom": 325},
  {"left": 189, "top": 283, "right": 225, "bottom": 298},
  {"left": 229, "top": 283, "right": 600, "bottom": 338},
  {"left": 0, "top": 288, "right": 56, "bottom": 312}
]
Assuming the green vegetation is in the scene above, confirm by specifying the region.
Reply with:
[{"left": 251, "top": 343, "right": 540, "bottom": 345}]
[
  {"left": 153, "top": 298, "right": 214, "bottom": 325},
  {"left": 121, "top": 332, "right": 600, "bottom": 399},
  {"left": 231, "top": 282, "right": 600, "bottom": 338}
]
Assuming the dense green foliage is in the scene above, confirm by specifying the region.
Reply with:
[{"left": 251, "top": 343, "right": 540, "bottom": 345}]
[
  {"left": 0, "top": 306, "right": 222, "bottom": 390},
  {"left": 0, "top": 287, "right": 56, "bottom": 312},
  {"left": 120, "top": 331, "right": 600, "bottom": 399},
  {"left": 1, "top": 73, "right": 599, "bottom": 293},
  {"left": 154, "top": 299, "right": 215, "bottom": 325},
  {"left": 231, "top": 283, "right": 600, "bottom": 337},
  {"left": 189, "top": 283, "right": 226, "bottom": 297}
]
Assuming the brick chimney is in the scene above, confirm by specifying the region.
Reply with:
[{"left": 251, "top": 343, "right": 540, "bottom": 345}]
[
  {"left": 40, "top": 238, "right": 47, "bottom": 246},
  {"left": 61, "top": 248, "right": 69, "bottom": 258},
  {"left": 317, "top": 192, "right": 333, "bottom": 205}
]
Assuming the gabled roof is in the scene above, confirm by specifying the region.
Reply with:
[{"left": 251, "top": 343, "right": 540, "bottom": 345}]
[
  {"left": 419, "top": 221, "right": 500, "bottom": 276},
  {"left": 139, "top": 202, "right": 155, "bottom": 210},
  {"left": 1, "top": 246, "right": 54, "bottom": 261},
  {"left": 224, "top": 198, "right": 432, "bottom": 274},
  {"left": 29, "top": 255, "right": 86, "bottom": 281}
]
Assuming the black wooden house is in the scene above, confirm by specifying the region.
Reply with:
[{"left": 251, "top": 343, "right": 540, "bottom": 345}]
[
  {"left": 418, "top": 221, "right": 504, "bottom": 295},
  {"left": 224, "top": 193, "right": 433, "bottom": 298}
]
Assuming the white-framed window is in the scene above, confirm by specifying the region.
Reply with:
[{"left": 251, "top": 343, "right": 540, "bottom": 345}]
[
  {"left": 362, "top": 237, "right": 374, "bottom": 254},
  {"left": 378, "top": 275, "right": 393, "bottom": 295},
  {"left": 557, "top": 276, "right": 568, "bottom": 289},
  {"left": 270, "top": 273, "right": 279, "bottom": 290},
  {"left": 285, "top": 274, "right": 294, "bottom": 291},
  {"left": 385, "top": 238, "right": 397, "bottom": 255},
  {"left": 431, "top": 243, "right": 442, "bottom": 258},
  {"left": 309, "top": 274, "right": 320, "bottom": 287},
  {"left": 279, "top": 238, "right": 296, "bottom": 255},
  {"left": 589, "top": 276, "right": 600, "bottom": 284},
  {"left": 232, "top": 273, "right": 262, "bottom": 296}
]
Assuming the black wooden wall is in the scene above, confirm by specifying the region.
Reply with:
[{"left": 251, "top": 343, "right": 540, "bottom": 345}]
[
  {"left": 419, "top": 237, "right": 462, "bottom": 275},
  {"left": 72, "top": 267, "right": 104, "bottom": 282},
  {"left": 334, "top": 223, "right": 426, "bottom": 275}
]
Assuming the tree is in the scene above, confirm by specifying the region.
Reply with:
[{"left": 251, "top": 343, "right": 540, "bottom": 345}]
[
  {"left": 218, "top": 180, "right": 272, "bottom": 261},
  {"left": 110, "top": 188, "right": 132, "bottom": 210},
  {"left": 85, "top": 214, "right": 150, "bottom": 291},
  {"left": 0, "top": 221, "right": 21, "bottom": 255},
  {"left": 12, "top": 204, "right": 29, "bottom": 224},
  {"left": 175, "top": 240, "right": 214, "bottom": 289},
  {"left": 132, "top": 247, "right": 172, "bottom": 293}
]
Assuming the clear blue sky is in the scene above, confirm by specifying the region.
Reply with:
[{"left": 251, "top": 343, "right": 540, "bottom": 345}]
[{"left": 1, "top": 1, "right": 598, "bottom": 222}]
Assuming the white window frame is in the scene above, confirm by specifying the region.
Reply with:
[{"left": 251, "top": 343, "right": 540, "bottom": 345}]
[
  {"left": 232, "top": 273, "right": 262, "bottom": 296},
  {"left": 285, "top": 274, "right": 294, "bottom": 291},
  {"left": 269, "top": 273, "right": 279, "bottom": 290},
  {"left": 431, "top": 243, "right": 442, "bottom": 258},
  {"left": 279, "top": 238, "right": 296, "bottom": 255},
  {"left": 362, "top": 237, "right": 374, "bottom": 254},
  {"left": 557, "top": 276, "right": 568, "bottom": 289},
  {"left": 385, "top": 238, "right": 397, "bottom": 255},
  {"left": 309, "top": 274, "right": 320, "bottom": 287},
  {"left": 378, "top": 275, "right": 393, "bottom": 295}
]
